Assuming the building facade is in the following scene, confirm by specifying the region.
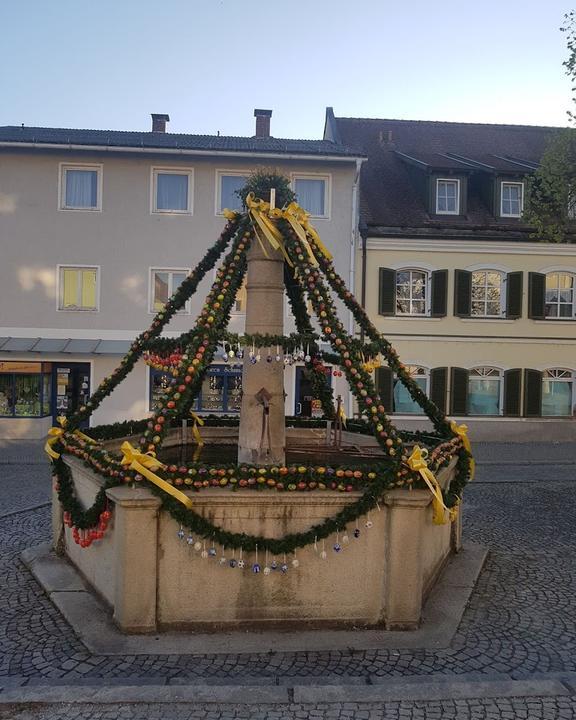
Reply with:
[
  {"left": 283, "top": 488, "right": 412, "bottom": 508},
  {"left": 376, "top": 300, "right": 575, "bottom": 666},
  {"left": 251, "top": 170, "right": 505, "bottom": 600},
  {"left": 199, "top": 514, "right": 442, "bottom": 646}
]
[
  {"left": 0, "top": 111, "right": 363, "bottom": 438},
  {"left": 325, "top": 110, "right": 576, "bottom": 440}
]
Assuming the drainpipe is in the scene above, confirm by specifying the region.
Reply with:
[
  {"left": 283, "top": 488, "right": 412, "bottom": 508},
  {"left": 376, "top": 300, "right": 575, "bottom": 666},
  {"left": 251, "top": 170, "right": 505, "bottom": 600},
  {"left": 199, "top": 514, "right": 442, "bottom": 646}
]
[
  {"left": 348, "top": 157, "right": 365, "bottom": 418},
  {"left": 359, "top": 221, "right": 368, "bottom": 344}
]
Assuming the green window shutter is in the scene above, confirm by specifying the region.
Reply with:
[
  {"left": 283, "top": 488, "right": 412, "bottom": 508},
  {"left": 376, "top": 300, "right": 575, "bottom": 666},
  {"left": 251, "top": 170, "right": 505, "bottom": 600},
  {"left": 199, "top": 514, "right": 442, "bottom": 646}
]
[
  {"left": 523, "top": 369, "right": 543, "bottom": 417},
  {"left": 375, "top": 366, "right": 393, "bottom": 413},
  {"left": 430, "top": 270, "right": 448, "bottom": 317},
  {"left": 505, "top": 272, "right": 523, "bottom": 319},
  {"left": 450, "top": 367, "right": 469, "bottom": 415},
  {"left": 378, "top": 268, "right": 396, "bottom": 316},
  {"left": 528, "top": 272, "right": 546, "bottom": 319},
  {"left": 429, "top": 367, "right": 448, "bottom": 413},
  {"left": 503, "top": 368, "right": 522, "bottom": 416},
  {"left": 454, "top": 270, "right": 471, "bottom": 317}
]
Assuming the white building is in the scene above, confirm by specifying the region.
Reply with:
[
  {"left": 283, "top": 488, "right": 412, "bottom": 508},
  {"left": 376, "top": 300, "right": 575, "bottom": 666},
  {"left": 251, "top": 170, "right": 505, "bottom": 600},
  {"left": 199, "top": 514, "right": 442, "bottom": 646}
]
[{"left": 0, "top": 110, "right": 363, "bottom": 438}]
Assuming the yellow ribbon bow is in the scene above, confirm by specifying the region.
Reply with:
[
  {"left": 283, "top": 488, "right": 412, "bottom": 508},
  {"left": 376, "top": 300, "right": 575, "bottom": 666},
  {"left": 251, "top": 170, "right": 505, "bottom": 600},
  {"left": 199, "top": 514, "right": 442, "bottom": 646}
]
[
  {"left": 338, "top": 404, "right": 347, "bottom": 428},
  {"left": 407, "top": 445, "right": 456, "bottom": 525},
  {"left": 45, "top": 416, "right": 68, "bottom": 460},
  {"left": 45, "top": 417, "right": 97, "bottom": 460},
  {"left": 120, "top": 441, "right": 193, "bottom": 510},
  {"left": 449, "top": 420, "right": 475, "bottom": 480},
  {"left": 222, "top": 208, "right": 238, "bottom": 221},
  {"left": 189, "top": 411, "right": 205, "bottom": 447},
  {"left": 246, "top": 193, "right": 293, "bottom": 265},
  {"left": 282, "top": 201, "right": 333, "bottom": 264}
]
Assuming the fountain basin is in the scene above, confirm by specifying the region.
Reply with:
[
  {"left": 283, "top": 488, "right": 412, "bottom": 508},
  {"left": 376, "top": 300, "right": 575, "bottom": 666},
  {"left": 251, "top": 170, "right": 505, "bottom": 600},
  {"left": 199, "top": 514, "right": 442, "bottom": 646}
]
[{"left": 53, "top": 449, "right": 461, "bottom": 633}]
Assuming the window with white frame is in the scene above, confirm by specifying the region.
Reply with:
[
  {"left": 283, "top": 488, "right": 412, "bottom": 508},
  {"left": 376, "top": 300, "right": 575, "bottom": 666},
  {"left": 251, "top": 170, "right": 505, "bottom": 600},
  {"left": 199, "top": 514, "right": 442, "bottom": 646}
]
[
  {"left": 500, "top": 182, "right": 524, "bottom": 217},
  {"left": 393, "top": 366, "right": 428, "bottom": 414},
  {"left": 60, "top": 165, "right": 101, "bottom": 210},
  {"left": 542, "top": 368, "right": 574, "bottom": 416},
  {"left": 471, "top": 270, "right": 505, "bottom": 317},
  {"left": 435, "top": 179, "right": 459, "bottom": 214},
  {"left": 233, "top": 277, "right": 247, "bottom": 313},
  {"left": 150, "top": 269, "right": 190, "bottom": 313},
  {"left": 396, "top": 269, "right": 429, "bottom": 315},
  {"left": 545, "top": 272, "right": 575, "bottom": 318},
  {"left": 58, "top": 266, "right": 99, "bottom": 311},
  {"left": 152, "top": 168, "right": 193, "bottom": 213},
  {"left": 468, "top": 367, "right": 502, "bottom": 415},
  {"left": 217, "top": 172, "right": 248, "bottom": 213},
  {"left": 293, "top": 175, "right": 329, "bottom": 217}
]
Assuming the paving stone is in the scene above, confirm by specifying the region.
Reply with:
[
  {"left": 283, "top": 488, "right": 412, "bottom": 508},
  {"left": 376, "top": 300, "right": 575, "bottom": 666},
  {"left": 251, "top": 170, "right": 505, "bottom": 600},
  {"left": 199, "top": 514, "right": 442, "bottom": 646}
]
[{"left": 2, "top": 444, "right": 576, "bottom": 719}]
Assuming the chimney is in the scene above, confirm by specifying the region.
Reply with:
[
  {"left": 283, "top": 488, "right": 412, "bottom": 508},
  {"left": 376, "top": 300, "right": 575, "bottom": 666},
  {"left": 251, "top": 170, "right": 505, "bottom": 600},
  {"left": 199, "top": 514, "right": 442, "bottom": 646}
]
[
  {"left": 254, "top": 109, "right": 272, "bottom": 138},
  {"left": 151, "top": 113, "right": 170, "bottom": 133}
]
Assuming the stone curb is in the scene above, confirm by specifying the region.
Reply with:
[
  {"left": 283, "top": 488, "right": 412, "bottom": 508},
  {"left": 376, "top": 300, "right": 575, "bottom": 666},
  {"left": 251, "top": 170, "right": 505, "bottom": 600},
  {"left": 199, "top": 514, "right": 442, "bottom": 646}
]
[
  {"left": 0, "top": 677, "right": 572, "bottom": 706},
  {"left": 21, "top": 542, "right": 487, "bottom": 656}
]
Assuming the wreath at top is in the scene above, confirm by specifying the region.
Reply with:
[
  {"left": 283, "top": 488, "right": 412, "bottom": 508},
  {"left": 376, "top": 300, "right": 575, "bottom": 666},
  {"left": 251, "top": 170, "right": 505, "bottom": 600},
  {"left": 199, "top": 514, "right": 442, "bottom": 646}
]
[{"left": 48, "top": 170, "right": 474, "bottom": 556}]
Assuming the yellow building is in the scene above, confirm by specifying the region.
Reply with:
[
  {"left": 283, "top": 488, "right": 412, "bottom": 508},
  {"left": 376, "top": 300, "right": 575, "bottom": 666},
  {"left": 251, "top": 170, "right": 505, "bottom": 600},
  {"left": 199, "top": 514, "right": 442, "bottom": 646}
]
[{"left": 326, "top": 110, "right": 576, "bottom": 440}]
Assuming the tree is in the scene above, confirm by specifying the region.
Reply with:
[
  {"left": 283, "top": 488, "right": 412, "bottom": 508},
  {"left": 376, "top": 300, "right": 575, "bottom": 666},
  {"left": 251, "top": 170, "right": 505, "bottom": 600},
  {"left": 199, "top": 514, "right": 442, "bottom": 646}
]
[{"left": 524, "top": 13, "right": 576, "bottom": 243}]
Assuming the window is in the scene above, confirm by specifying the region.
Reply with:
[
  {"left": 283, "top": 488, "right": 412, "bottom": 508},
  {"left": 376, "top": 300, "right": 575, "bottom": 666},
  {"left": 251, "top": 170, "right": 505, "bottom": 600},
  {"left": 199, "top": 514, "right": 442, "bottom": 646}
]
[
  {"left": 152, "top": 168, "right": 193, "bottom": 214},
  {"left": 60, "top": 164, "right": 101, "bottom": 210},
  {"left": 150, "top": 269, "right": 190, "bottom": 313},
  {"left": 542, "top": 368, "right": 574, "bottom": 416},
  {"left": 545, "top": 272, "right": 575, "bottom": 318},
  {"left": 500, "top": 182, "right": 524, "bottom": 217},
  {"left": 233, "top": 277, "right": 247, "bottom": 313},
  {"left": 468, "top": 367, "right": 502, "bottom": 416},
  {"left": 149, "top": 366, "right": 242, "bottom": 413},
  {"left": 396, "top": 269, "right": 429, "bottom": 315},
  {"left": 58, "top": 266, "right": 99, "bottom": 311},
  {"left": 436, "top": 179, "right": 460, "bottom": 215},
  {"left": 0, "top": 361, "right": 52, "bottom": 418},
  {"left": 393, "top": 366, "right": 428, "bottom": 414},
  {"left": 471, "top": 270, "right": 504, "bottom": 317},
  {"left": 293, "top": 175, "right": 329, "bottom": 217},
  {"left": 217, "top": 172, "right": 247, "bottom": 213}
]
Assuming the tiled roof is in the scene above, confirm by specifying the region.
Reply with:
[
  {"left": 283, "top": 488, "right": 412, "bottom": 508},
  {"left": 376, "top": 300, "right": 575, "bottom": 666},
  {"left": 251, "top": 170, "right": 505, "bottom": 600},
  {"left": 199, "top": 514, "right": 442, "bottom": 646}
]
[
  {"left": 333, "top": 116, "right": 562, "bottom": 236},
  {"left": 0, "top": 125, "right": 360, "bottom": 158}
]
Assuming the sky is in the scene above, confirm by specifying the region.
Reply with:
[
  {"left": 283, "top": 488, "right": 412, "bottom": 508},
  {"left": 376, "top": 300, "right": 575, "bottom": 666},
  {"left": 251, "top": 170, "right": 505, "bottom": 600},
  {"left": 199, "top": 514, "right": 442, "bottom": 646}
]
[{"left": 0, "top": 0, "right": 573, "bottom": 139}]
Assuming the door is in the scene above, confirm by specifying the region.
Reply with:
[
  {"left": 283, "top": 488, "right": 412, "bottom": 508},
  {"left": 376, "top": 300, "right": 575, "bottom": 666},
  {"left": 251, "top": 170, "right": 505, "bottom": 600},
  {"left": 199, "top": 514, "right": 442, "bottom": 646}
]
[
  {"left": 53, "top": 363, "right": 91, "bottom": 428},
  {"left": 294, "top": 366, "right": 332, "bottom": 417}
]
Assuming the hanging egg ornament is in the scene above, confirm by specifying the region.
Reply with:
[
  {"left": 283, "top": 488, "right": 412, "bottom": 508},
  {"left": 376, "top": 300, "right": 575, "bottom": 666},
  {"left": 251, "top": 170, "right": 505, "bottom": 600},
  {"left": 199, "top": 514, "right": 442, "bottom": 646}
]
[
  {"left": 281, "top": 563, "right": 289, "bottom": 574},
  {"left": 305, "top": 354, "right": 311, "bottom": 363},
  {"left": 266, "top": 355, "right": 273, "bottom": 363},
  {"left": 252, "top": 563, "right": 261, "bottom": 574},
  {"left": 229, "top": 558, "right": 237, "bottom": 568},
  {"left": 208, "top": 547, "right": 217, "bottom": 557},
  {"left": 236, "top": 348, "right": 244, "bottom": 359},
  {"left": 238, "top": 559, "right": 245, "bottom": 569},
  {"left": 186, "top": 535, "right": 195, "bottom": 546},
  {"left": 228, "top": 349, "right": 235, "bottom": 358},
  {"left": 292, "top": 558, "right": 300, "bottom": 568},
  {"left": 333, "top": 543, "right": 341, "bottom": 553},
  {"left": 194, "top": 541, "right": 202, "bottom": 551},
  {"left": 342, "top": 534, "right": 350, "bottom": 545},
  {"left": 263, "top": 566, "right": 271, "bottom": 576},
  {"left": 365, "top": 520, "right": 374, "bottom": 529},
  {"left": 354, "top": 528, "right": 361, "bottom": 539},
  {"left": 201, "top": 549, "right": 208, "bottom": 559},
  {"left": 271, "top": 560, "right": 278, "bottom": 571},
  {"left": 177, "top": 527, "right": 185, "bottom": 540},
  {"left": 250, "top": 356, "right": 258, "bottom": 365},
  {"left": 220, "top": 556, "right": 227, "bottom": 566}
]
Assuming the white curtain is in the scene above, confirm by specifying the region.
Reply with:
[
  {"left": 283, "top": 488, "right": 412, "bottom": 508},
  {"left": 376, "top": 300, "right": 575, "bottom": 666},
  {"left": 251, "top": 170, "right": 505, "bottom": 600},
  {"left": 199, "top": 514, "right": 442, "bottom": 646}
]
[
  {"left": 221, "top": 175, "right": 246, "bottom": 211},
  {"left": 156, "top": 173, "right": 188, "bottom": 211},
  {"left": 468, "top": 379, "right": 500, "bottom": 415},
  {"left": 542, "top": 381, "right": 572, "bottom": 416},
  {"left": 295, "top": 179, "right": 325, "bottom": 216},
  {"left": 66, "top": 170, "right": 97, "bottom": 208}
]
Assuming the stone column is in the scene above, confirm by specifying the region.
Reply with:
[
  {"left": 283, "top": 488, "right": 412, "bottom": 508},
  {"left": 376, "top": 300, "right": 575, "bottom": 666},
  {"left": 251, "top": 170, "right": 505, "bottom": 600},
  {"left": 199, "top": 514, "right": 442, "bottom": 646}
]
[
  {"left": 106, "top": 486, "right": 162, "bottom": 633},
  {"left": 383, "top": 489, "right": 430, "bottom": 630},
  {"left": 238, "top": 238, "right": 285, "bottom": 465}
]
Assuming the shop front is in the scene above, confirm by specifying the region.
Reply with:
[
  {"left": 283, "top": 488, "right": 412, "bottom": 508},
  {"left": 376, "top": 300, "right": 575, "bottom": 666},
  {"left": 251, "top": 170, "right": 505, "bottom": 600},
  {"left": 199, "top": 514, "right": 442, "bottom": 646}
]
[{"left": 0, "top": 360, "right": 91, "bottom": 439}]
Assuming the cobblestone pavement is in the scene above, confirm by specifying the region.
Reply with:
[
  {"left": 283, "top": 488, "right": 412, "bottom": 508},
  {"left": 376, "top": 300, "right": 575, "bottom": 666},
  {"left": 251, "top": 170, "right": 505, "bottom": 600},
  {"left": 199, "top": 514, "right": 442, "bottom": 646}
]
[
  {"left": 1, "top": 441, "right": 576, "bottom": 718},
  {"left": 2, "top": 696, "right": 576, "bottom": 719}
]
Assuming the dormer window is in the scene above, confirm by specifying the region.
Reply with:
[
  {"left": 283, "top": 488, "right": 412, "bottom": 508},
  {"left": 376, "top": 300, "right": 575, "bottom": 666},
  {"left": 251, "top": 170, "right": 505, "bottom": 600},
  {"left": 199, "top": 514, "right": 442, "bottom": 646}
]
[
  {"left": 500, "top": 182, "right": 523, "bottom": 217},
  {"left": 435, "top": 179, "right": 460, "bottom": 215}
]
